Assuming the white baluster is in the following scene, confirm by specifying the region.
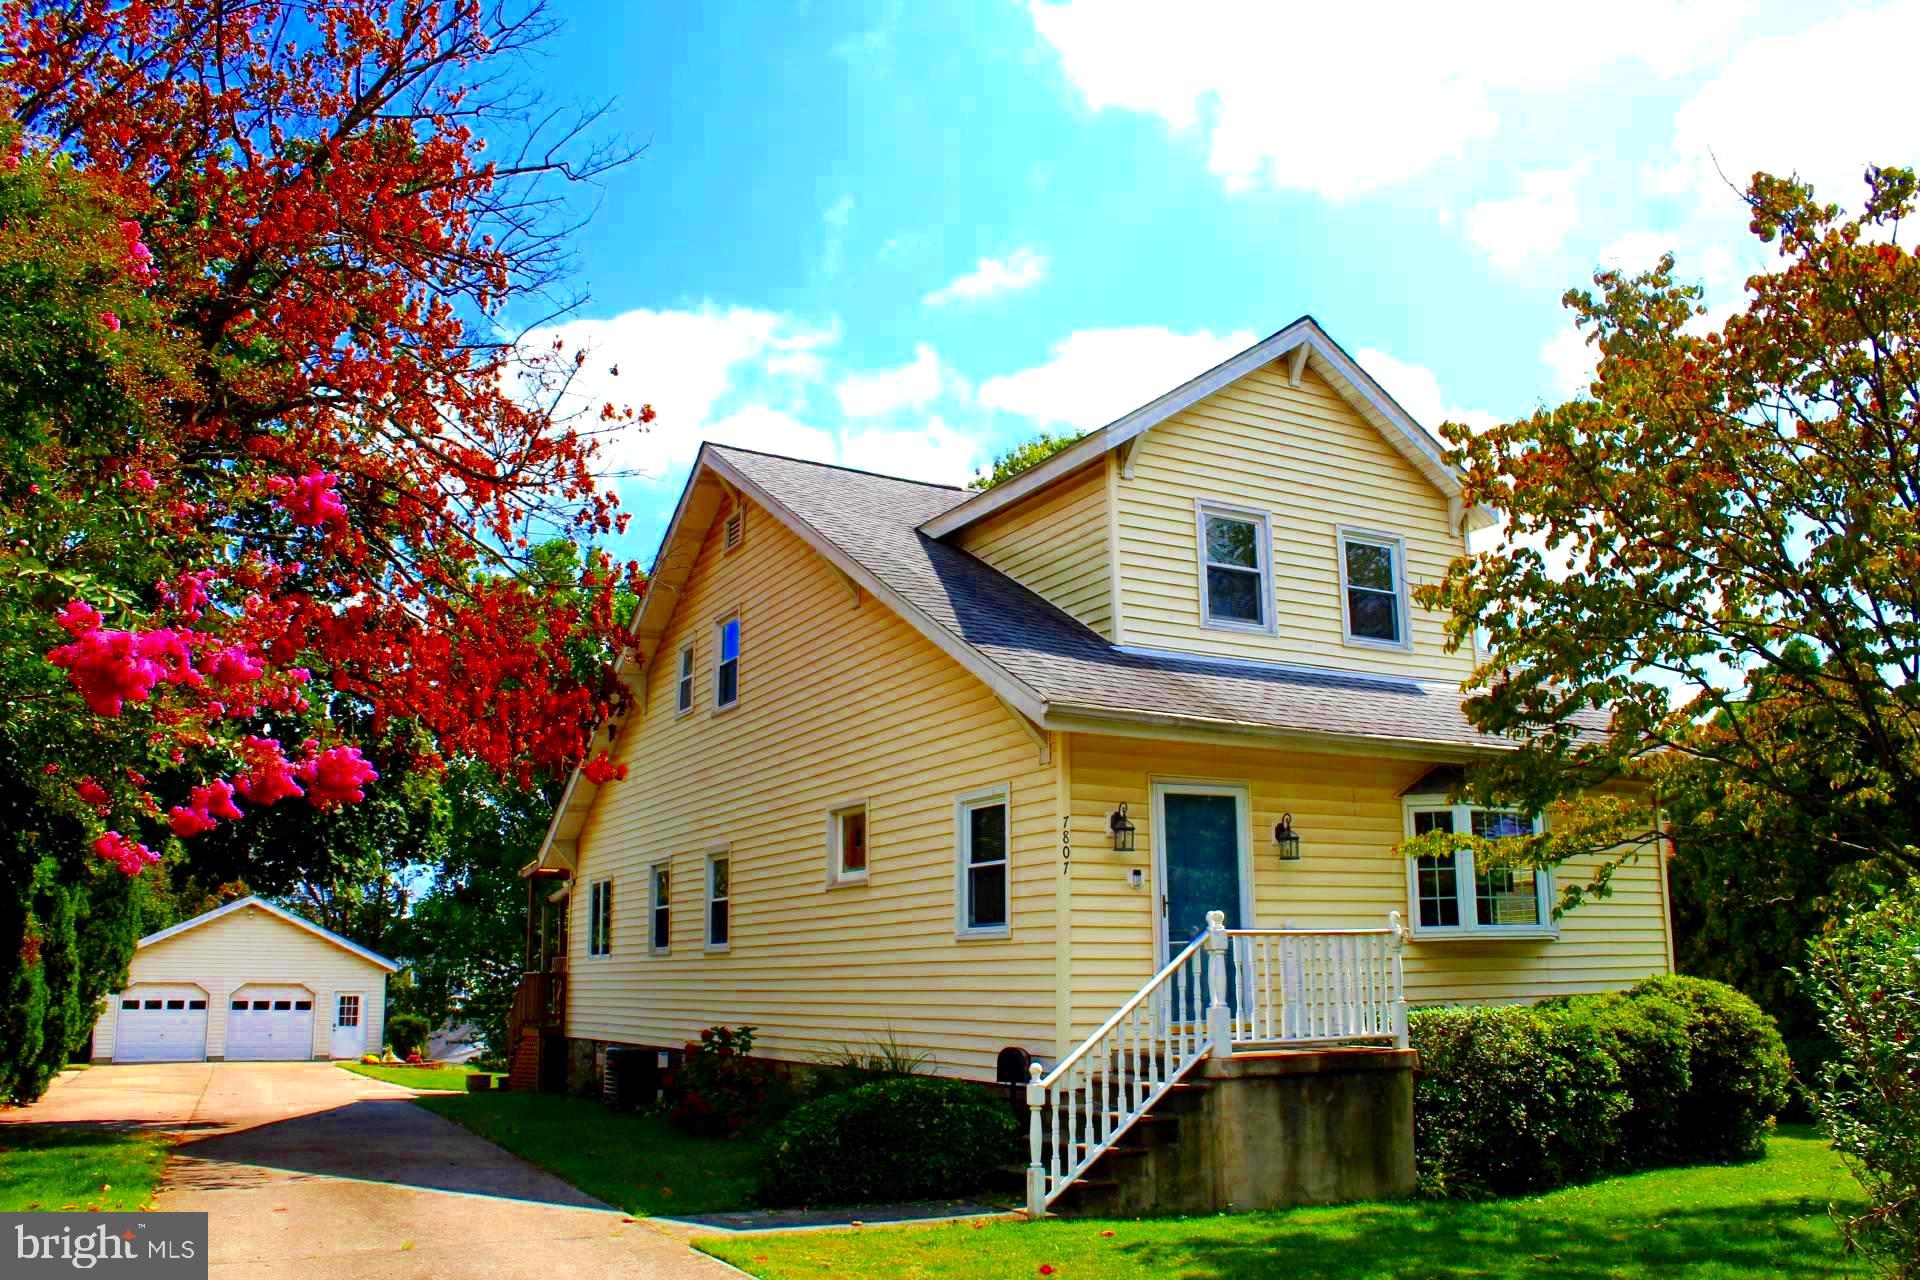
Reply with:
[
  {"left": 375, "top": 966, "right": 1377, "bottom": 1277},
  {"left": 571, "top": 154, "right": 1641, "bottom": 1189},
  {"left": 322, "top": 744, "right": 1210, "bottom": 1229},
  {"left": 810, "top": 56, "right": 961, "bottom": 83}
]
[
  {"left": 1388, "top": 910, "right": 1409, "bottom": 1049},
  {"left": 1026, "top": 1063, "right": 1046, "bottom": 1216},
  {"left": 1204, "top": 909, "right": 1232, "bottom": 1058}
]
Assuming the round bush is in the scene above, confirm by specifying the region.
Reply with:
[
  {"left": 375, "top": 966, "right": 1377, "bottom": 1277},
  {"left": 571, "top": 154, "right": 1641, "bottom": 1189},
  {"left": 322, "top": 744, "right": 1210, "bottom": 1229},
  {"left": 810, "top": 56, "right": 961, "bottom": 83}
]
[
  {"left": 1410, "top": 1005, "right": 1627, "bottom": 1198},
  {"left": 386, "top": 1012, "right": 431, "bottom": 1060},
  {"left": 1543, "top": 990, "right": 1692, "bottom": 1167},
  {"left": 759, "top": 1076, "right": 1019, "bottom": 1207},
  {"left": 1624, "top": 974, "right": 1790, "bottom": 1161}
]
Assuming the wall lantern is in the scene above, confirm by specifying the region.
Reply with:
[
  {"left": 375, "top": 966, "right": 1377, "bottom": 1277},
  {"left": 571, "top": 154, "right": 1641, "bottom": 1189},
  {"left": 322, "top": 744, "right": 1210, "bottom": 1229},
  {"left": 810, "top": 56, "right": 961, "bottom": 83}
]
[
  {"left": 1109, "top": 802, "right": 1136, "bottom": 852},
  {"left": 1274, "top": 813, "right": 1303, "bottom": 861}
]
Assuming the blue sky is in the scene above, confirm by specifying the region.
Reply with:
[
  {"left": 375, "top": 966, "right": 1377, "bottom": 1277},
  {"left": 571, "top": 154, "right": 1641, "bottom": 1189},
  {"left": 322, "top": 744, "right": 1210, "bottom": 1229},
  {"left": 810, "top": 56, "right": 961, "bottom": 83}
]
[{"left": 516, "top": 0, "right": 1920, "bottom": 562}]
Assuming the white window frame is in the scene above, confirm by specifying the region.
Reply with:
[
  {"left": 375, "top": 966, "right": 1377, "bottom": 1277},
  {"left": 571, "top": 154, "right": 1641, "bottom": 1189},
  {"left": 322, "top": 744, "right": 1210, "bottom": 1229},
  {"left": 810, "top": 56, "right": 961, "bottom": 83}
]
[
  {"left": 954, "top": 784, "right": 1012, "bottom": 939},
  {"left": 587, "top": 877, "right": 614, "bottom": 957},
  {"left": 825, "top": 799, "right": 870, "bottom": 887},
  {"left": 1401, "top": 800, "right": 1555, "bottom": 940},
  {"left": 713, "top": 615, "right": 741, "bottom": 711},
  {"left": 1337, "top": 526, "right": 1412, "bottom": 650},
  {"left": 1195, "top": 499, "right": 1276, "bottom": 634},
  {"left": 674, "top": 643, "right": 695, "bottom": 717},
  {"left": 705, "top": 851, "right": 731, "bottom": 952},
  {"left": 648, "top": 861, "right": 671, "bottom": 955}
]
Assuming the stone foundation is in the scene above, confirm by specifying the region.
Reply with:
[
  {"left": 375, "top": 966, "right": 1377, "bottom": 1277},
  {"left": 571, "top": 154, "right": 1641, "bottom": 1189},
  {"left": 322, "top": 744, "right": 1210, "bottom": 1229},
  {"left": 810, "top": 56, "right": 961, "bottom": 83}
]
[{"left": 1058, "top": 1047, "right": 1416, "bottom": 1216}]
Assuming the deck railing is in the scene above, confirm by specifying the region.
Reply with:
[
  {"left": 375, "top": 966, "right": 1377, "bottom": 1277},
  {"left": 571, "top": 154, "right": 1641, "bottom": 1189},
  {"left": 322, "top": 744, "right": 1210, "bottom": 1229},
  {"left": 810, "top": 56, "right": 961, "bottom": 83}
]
[{"left": 1025, "top": 910, "right": 1406, "bottom": 1217}]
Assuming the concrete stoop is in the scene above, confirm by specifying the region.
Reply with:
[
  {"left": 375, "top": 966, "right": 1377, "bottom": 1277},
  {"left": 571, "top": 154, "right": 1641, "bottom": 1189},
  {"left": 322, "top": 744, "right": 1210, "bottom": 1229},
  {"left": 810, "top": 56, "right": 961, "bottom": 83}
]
[{"left": 1051, "top": 1047, "right": 1417, "bottom": 1217}]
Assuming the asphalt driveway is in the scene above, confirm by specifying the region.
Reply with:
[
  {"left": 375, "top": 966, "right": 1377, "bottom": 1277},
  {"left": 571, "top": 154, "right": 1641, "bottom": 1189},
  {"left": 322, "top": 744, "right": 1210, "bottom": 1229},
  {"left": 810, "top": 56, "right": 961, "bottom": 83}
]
[{"left": 2, "top": 1062, "right": 733, "bottom": 1279}]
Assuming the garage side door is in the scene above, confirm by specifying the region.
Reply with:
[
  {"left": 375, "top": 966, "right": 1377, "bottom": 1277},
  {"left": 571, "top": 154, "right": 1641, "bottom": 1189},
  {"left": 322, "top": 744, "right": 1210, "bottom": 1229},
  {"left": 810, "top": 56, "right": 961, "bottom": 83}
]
[
  {"left": 226, "top": 986, "right": 315, "bottom": 1061},
  {"left": 113, "top": 986, "right": 209, "bottom": 1062}
]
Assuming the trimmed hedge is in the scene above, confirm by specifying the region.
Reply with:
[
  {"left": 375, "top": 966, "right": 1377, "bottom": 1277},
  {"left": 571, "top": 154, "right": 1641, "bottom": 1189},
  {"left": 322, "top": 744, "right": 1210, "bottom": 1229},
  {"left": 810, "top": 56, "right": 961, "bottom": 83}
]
[
  {"left": 386, "top": 1013, "right": 431, "bottom": 1060},
  {"left": 759, "top": 1076, "right": 1019, "bottom": 1207},
  {"left": 1411, "top": 976, "right": 1789, "bottom": 1198}
]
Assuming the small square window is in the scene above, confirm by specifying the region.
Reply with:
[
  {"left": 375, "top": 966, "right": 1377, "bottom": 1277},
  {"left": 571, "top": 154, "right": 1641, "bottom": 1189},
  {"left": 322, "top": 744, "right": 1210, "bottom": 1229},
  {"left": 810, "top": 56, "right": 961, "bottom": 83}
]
[
  {"left": 294, "top": 1001, "right": 311, "bottom": 1011},
  {"left": 122, "top": 999, "right": 138, "bottom": 1011},
  {"left": 828, "top": 804, "right": 869, "bottom": 885},
  {"left": 144, "top": 999, "right": 162, "bottom": 1010},
  {"left": 253, "top": 1000, "right": 271, "bottom": 1010},
  {"left": 188, "top": 999, "right": 206, "bottom": 1010},
  {"left": 165, "top": 999, "right": 185, "bottom": 1010},
  {"left": 273, "top": 1000, "right": 292, "bottom": 1011}
]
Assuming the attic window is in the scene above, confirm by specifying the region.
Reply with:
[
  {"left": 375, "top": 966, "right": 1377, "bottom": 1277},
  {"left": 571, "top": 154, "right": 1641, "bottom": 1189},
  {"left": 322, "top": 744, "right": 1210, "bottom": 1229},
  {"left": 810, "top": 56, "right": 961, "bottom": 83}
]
[{"left": 723, "top": 507, "right": 745, "bottom": 551}]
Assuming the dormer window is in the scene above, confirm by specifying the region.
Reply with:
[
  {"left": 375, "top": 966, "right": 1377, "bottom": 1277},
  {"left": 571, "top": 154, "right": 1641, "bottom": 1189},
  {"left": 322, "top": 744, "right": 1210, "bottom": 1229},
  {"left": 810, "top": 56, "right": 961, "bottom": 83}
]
[
  {"left": 1338, "top": 528, "right": 1408, "bottom": 648},
  {"left": 1197, "top": 502, "right": 1272, "bottom": 632}
]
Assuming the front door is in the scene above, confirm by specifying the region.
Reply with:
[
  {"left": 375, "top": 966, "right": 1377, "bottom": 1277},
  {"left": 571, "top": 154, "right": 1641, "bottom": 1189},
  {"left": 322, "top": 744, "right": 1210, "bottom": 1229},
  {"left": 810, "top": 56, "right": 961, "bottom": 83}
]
[
  {"left": 1153, "top": 782, "right": 1250, "bottom": 969},
  {"left": 331, "top": 993, "right": 365, "bottom": 1059}
]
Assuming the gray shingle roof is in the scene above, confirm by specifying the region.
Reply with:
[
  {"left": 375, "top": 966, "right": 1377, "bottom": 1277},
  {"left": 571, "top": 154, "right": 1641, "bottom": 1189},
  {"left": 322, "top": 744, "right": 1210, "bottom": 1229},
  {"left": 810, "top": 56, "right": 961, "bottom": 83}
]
[{"left": 710, "top": 445, "right": 1551, "bottom": 752}]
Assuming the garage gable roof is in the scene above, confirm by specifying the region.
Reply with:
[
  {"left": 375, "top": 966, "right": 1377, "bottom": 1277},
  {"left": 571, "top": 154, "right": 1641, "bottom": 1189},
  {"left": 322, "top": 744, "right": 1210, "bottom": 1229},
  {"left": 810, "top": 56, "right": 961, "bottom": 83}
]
[{"left": 137, "top": 896, "right": 400, "bottom": 972}]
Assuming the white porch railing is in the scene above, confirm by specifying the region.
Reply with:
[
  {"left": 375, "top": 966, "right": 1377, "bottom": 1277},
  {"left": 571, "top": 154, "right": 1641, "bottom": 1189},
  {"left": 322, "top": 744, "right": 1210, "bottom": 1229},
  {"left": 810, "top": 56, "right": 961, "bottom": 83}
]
[{"left": 1025, "top": 910, "right": 1407, "bottom": 1217}]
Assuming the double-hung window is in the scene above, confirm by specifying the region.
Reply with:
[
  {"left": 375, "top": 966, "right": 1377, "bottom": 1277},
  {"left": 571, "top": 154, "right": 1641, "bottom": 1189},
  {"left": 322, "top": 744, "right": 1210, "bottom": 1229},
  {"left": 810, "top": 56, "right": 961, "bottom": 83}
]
[
  {"left": 956, "top": 787, "right": 1010, "bottom": 936},
  {"left": 588, "top": 878, "right": 613, "bottom": 956},
  {"left": 1198, "top": 503, "right": 1272, "bottom": 630},
  {"left": 828, "top": 802, "right": 869, "bottom": 885},
  {"left": 1339, "top": 529, "right": 1408, "bottom": 647},
  {"left": 649, "top": 863, "right": 671, "bottom": 954},
  {"left": 1404, "top": 803, "right": 1551, "bottom": 937},
  {"left": 714, "top": 617, "right": 741, "bottom": 709},
  {"left": 706, "top": 854, "right": 730, "bottom": 950},
  {"left": 675, "top": 644, "right": 695, "bottom": 716}
]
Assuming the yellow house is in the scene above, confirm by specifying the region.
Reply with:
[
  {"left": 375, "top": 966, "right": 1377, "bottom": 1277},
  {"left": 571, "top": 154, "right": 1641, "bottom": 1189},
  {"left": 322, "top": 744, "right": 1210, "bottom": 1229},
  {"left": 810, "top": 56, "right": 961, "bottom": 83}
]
[{"left": 513, "top": 316, "right": 1672, "bottom": 1208}]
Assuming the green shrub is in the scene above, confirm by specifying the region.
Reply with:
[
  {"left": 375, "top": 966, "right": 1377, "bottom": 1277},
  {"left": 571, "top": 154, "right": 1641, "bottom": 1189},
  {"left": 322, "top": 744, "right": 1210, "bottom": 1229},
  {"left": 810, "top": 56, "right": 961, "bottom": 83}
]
[
  {"left": 1409, "top": 1005, "right": 1627, "bottom": 1198},
  {"left": 386, "top": 1013, "right": 431, "bottom": 1060},
  {"left": 760, "top": 1076, "right": 1019, "bottom": 1207},
  {"left": 1625, "top": 974, "right": 1790, "bottom": 1161},
  {"left": 667, "top": 1025, "right": 774, "bottom": 1137},
  {"left": 1804, "top": 886, "right": 1920, "bottom": 1278},
  {"left": 1544, "top": 990, "right": 1693, "bottom": 1167}
]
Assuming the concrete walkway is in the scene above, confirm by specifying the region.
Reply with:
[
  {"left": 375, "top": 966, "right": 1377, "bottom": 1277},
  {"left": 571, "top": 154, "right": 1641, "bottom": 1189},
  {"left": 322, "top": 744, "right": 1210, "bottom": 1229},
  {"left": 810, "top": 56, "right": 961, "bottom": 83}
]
[{"left": 3, "top": 1063, "right": 736, "bottom": 1279}]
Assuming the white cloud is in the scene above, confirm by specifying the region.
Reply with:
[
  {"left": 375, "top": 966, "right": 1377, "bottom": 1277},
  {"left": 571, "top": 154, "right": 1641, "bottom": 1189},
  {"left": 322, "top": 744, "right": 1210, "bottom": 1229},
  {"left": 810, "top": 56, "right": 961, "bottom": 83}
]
[
  {"left": 923, "top": 248, "right": 1050, "bottom": 306},
  {"left": 1666, "top": 4, "right": 1920, "bottom": 216},
  {"left": 1353, "top": 348, "right": 1500, "bottom": 435},
  {"left": 840, "top": 417, "right": 980, "bottom": 485},
  {"left": 1540, "top": 325, "right": 1597, "bottom": 400},
  {"left": 835, "top": 343, "right": 957, "bottom": 417},
  {"left": 978, "top": 326, "right": 1254, "bottom": 431},
  {"left": 1596, "top": 229, "right": 1679, "bottom": 272},
  {"left": 1465, "top": 163, "right": 1589, "bottom": 270},
  {"left": 1028, "top": 0, "right": 1745, "bottom": 199}
]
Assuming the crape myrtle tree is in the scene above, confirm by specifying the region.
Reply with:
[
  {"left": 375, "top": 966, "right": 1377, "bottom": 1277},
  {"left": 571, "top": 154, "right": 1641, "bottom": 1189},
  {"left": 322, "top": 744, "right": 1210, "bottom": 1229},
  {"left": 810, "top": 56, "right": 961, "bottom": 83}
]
[
  {"left": 0, "top": 1, "right": 649, "bottom": 1101},
  {"left": 1405, "top": 166, "right": 1920, "bottom": 906}
]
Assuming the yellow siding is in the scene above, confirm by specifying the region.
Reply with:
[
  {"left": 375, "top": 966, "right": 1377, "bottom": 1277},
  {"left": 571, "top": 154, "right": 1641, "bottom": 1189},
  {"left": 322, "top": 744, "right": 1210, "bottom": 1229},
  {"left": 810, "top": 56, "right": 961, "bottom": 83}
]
[
  {"left": 566, "top": 494, "right": 1060, "bottom": 1079},
  {"left": 955, "top": 460, "right": 1112, "bottom": 637},
  {"left": 91, "top": 904, "right": 388, "bottom": 1060},
  {"left": 1065, "top": 735, "right": 1671, "bottom": 1037},
  {"left": 1114, "top": 363, "right": 1474, "bottom": 680}
]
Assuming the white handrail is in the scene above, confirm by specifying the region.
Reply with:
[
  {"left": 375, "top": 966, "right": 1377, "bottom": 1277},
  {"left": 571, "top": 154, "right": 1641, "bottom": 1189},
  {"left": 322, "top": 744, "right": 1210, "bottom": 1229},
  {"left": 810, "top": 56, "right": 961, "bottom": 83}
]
[{"left": 1024, "top": 910, "right": 1407, "bottom": 1217}]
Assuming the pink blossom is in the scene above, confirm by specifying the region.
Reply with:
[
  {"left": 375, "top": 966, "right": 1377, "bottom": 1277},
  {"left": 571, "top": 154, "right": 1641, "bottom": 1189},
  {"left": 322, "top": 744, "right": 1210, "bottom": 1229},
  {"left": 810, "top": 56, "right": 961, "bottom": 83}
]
[
  {"left": 93, "top": 830, "right": 158, "bottom": 876},
  {"left": 268, "top": 472, "right": 349, "bottom": 530},
  {"left": 48, "top": 623, "right": 200, "bottom": 716},
  {"left": 206, "top": 643, "right": 264, "bottom": 686},
  {"left": 296, "top": 744, "right": 378, "bottom": 810},
  {"left": 235, "top": 736, "right": 303, "bottom": 807},
  {"left": 124, "top": 467, "right": 157, "bottom": 492},
  {"left": 75, "top": 778, "right": 110, "bottom": 808},
  {"left": 166, "top": 778, "right": 245, "bottom": 837},
  {"left": 56, "top": 599, "right": 103, "bottom": 638},
  {"left": 119, "top": 221, "right": 156, "bottom": 285},
  {"left": 159, "top": 569, "right": 216, "bottom": 621},
  {"left": 167, "top": 804, "right": 218, "bottom": 837},
  {"left": 99, "top": 310, "right": 120, "bottom": 332}
]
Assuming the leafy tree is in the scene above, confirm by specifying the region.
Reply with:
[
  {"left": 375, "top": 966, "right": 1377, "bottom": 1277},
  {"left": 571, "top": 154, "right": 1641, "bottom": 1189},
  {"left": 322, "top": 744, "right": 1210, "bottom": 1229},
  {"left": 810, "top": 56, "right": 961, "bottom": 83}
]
[
  {"left": 391, "top": 761, "right": 557, "bottom": 1056},
  {"left": 1408, "top": 166, "right": 1920, "bottom": 899},
  {"left": 968, "top": 430, "right": 1083, "bottom": 490}
]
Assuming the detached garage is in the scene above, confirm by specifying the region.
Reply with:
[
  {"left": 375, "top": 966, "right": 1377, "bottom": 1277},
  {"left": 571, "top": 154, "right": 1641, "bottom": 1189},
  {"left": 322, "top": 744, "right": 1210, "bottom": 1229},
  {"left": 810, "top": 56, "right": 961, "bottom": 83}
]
[{"left": 92, "top": 896, "right": 396, "bottom": 1063}]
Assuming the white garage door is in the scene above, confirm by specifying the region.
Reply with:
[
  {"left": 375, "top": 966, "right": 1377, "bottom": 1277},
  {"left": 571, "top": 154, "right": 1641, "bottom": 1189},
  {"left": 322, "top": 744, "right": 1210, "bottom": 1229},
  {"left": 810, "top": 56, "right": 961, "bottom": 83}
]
[
  {"left": 226, "top": 986, "right": 315, "bottom": 1061},
  {"left": 114, "top": 986, "right": 209, "bottom": 1062}
]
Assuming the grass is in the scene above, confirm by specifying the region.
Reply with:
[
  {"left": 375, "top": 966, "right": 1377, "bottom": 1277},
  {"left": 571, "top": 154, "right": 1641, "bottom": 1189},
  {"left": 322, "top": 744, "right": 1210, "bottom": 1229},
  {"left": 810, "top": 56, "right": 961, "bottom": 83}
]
[
  {"left": 414, "top": 1089, "right": 764, "bottom": 1216},
  {"left": 701, "top": 1126, "right": 1861, "bottom": 1280},
  {"left": 0, "top": 1125, "right": 173, "bottom": 1212},
  {"left": 339, "top": 1061, "right": 501, "bottom": 1091}
]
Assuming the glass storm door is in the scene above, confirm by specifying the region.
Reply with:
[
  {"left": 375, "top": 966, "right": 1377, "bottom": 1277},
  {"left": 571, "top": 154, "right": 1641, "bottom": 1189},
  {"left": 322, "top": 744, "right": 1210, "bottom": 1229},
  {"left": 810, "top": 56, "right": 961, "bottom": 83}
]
[{"left": 1159, "top": 787, "right": 1246, "bottom": 972}]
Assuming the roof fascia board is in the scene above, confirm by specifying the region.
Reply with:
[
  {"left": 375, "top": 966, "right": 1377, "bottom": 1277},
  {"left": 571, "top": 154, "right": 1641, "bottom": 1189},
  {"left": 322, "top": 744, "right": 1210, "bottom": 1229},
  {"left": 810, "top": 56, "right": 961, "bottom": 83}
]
[
  {"left": 1042, "top": 704, "right": 1507, "bottom": 762},
  {"left": 137, "top": 895, "right": 400, "bottom": 971},
  {"left": 704, "top": 452, "right": 1054, "bottom": 728}
]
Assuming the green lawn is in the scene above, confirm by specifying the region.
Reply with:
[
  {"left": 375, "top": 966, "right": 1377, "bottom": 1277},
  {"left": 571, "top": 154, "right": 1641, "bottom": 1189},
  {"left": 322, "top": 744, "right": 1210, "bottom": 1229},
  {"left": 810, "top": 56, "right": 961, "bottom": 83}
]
[
  {"left": 339, "top": 1061, "right": 501, "bottom": 1091},
  {"left": 702, "top": 1127, "right": 1860, "bottom": 1280},
  {"left": 0, "top": 1125, "right": 173, "bottom": 1212},
  {"left": 414, "top": 1090, "right": 764, "bottom": 1216}
]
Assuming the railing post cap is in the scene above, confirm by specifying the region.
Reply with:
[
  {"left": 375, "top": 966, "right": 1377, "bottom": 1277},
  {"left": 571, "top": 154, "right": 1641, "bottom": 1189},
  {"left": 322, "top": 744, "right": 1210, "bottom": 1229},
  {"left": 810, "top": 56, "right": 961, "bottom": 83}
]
[
  {"left": 1205, "top": 909, "right": 1226, "bottom": 928},
  {"left": 1028, "top": 1061, "right": 1044, "bottom": 1080}
]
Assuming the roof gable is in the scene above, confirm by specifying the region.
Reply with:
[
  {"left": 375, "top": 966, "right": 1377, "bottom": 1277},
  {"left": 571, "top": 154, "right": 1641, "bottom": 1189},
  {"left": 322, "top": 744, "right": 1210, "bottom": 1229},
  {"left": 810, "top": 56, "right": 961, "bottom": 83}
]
[
  {"left": 138, "top": 895, "right": 399, "bottom": 971},
  {"left": 921, "top": 316, "right": 1497, "bottom": 539}
]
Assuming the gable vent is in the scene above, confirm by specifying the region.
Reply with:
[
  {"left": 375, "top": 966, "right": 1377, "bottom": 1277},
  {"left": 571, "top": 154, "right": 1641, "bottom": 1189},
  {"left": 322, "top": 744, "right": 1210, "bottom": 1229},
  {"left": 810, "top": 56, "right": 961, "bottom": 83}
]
[{"left": 723, "top": 507, "right": 745, "bottom": 551}]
